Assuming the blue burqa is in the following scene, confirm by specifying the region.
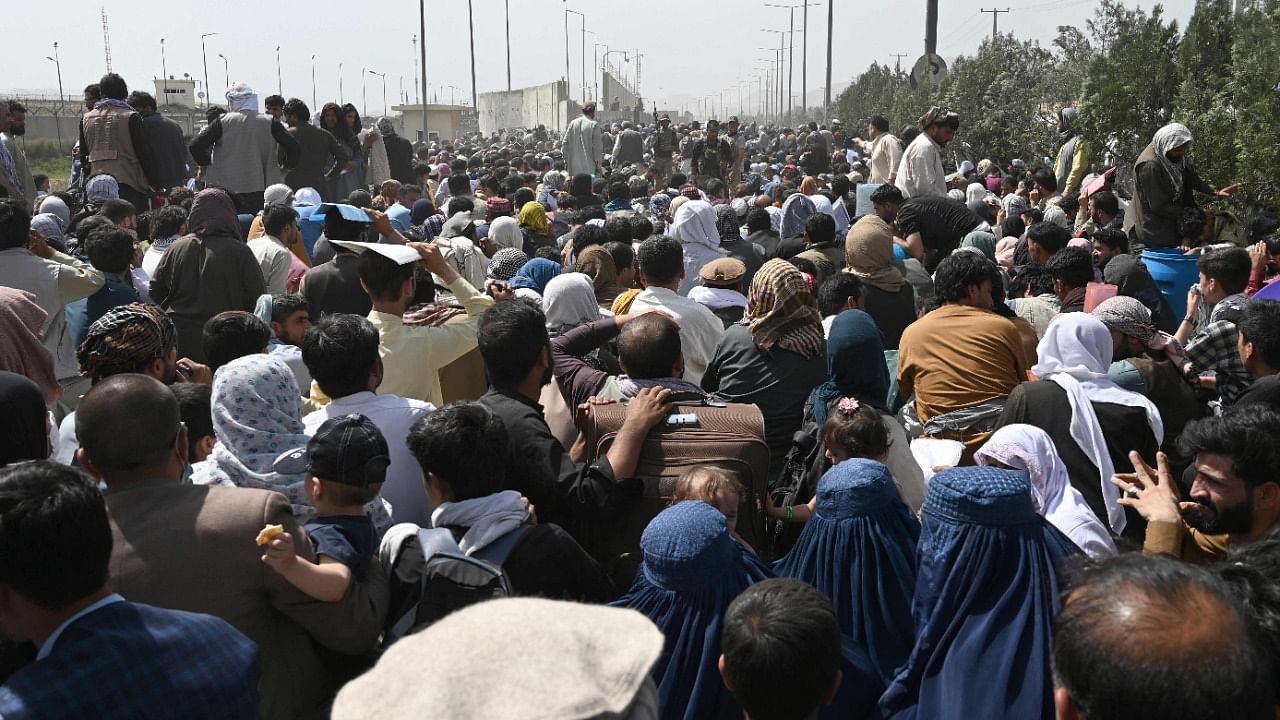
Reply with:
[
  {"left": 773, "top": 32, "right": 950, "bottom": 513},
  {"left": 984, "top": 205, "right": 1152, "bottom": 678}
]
[
  {"left": 879, "top": 466, "right": 1080, "bottom": 720},
  {"left": 774, "top": 458, "right": 920, "bottom": 684},
  {"left": 611, "top": 501, "right": 772, "bottom": 720}
]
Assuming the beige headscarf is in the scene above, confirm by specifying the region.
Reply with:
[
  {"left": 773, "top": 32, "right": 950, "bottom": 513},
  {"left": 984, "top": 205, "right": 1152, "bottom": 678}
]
[{"left": 845, "top": 215, "right": 905, "bottom": 292}]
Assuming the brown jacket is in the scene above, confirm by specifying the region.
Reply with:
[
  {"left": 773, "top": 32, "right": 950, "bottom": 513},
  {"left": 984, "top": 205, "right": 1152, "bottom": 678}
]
[{"left": 105, "top": 482, "right": 388, "bottom": 720}]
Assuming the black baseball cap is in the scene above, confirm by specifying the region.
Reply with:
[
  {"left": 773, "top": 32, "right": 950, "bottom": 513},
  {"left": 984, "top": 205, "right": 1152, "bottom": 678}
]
[{"left": 274, "top": 414, "right": 390, "bottom": 487}]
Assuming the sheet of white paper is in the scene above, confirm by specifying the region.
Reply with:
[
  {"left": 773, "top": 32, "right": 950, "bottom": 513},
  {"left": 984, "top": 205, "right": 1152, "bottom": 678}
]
[{"left": 328, "top": 240, "right": 421, "bottom": 266}]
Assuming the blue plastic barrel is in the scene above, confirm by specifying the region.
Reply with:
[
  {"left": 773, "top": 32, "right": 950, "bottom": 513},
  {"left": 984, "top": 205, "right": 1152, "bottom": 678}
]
[{"left": 1142, "top": 248, "right": 1199, "bottom": 320}]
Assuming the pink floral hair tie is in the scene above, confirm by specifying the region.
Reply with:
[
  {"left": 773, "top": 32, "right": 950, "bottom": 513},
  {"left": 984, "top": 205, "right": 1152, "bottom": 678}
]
[{"left": 837, "top": 397, "right": 860, "bottom": 416}]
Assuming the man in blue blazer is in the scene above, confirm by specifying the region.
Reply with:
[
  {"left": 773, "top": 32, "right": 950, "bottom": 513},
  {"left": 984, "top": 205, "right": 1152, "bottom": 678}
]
[{"left": 0, "top": 460, "right": 261, "bottom": 719}]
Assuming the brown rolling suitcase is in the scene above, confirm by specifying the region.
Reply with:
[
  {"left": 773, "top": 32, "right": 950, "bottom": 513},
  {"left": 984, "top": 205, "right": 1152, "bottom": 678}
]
[{"left": 577, "top": 394, "right": 770, "bottom": 583}]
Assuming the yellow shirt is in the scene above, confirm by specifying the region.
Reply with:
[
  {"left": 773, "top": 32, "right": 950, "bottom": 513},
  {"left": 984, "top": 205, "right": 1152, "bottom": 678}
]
[{"left": 369, "top": 277, "right": 493, "bottom": 406}]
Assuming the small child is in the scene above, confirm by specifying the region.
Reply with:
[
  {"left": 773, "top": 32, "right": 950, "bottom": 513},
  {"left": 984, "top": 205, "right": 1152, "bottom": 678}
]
[
  {"left": 672, "top": 466, "right": 745, "bottom": 533},
  {"left": 261, "top": 414, "right": 388, "bottom": 602},
  {"left": 768, "top": 397, "right": 890, "bottom": 524}
]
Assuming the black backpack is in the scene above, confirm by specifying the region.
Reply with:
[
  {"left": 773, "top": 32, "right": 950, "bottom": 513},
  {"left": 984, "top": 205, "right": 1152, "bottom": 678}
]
[
  {"left": 767, "top": 419, "right": 829, "bottom": 557},
  {"left": 380, "top": 524, "right": 527, "bottom": 647}
]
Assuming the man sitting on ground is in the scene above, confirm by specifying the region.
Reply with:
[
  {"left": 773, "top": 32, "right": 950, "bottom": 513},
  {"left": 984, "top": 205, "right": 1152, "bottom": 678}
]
[
  {"left": 1116, "top": 407, "right": 1280, "bottom": 563},
  {"left": 1046, "top": 246, "right": 1095, "bottom": 315},
  {"left": 689, "top": 258, "right": 750, "bottom": 329},
  {"left": 897, "top": 252, "right": 1030, "bottom": 460}
]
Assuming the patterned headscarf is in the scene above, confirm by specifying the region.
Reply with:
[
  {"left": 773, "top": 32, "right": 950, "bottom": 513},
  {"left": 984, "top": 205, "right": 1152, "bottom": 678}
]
[
  {"left": 0, "top": 288, "right": 60, "bottom": 403},
  {"left": 714, "top": 204, "right": 741, "bottom": 243},
  {"left": 188, "top": 188, "right": 243, "bottom": 239},
  {"left": 190, "top": 353, "right": 313, "bottom": 519},
  {"left": 31, "top": 214, "right": 66, "bottom": 244},
  {"left": 487, "top": 247, "right": 529, "bottom": 281},
  {"left": 486, "top": 196, "right": 513, "bottom": 218},
  {"left": 421, "top": 213, "right": 447, "bottom": 240},
  {"left": 745, "top": 259, "right": 825, "bottom": 359},
  {"left": 518, "top": 201, "right": 550, "bottom": 236},
  {"left": 649, "top": 193, "right": 671, "bottom": 223},
  {"left": 1090, "top": 295, "right": 1188, "bottom": 368},
  {"left": 76, "top": 303, "right": 177, "bottom": 384},
  {"left": 679, "top": 185, "right": 701, "bottom": 200},
  {"left": 86, "top": 174, "right": 120, "bottom": 203}
]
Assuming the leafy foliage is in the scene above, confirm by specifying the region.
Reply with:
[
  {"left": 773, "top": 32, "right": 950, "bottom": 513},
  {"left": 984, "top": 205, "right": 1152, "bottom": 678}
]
[{"left": 830, "top": 0, "right": 1278, "bottom": 212}]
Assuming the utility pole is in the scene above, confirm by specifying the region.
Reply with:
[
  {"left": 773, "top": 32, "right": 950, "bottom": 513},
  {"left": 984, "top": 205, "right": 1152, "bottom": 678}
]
[
  {"left": 505, "top": 0, "right": 513, "bottom": 92},
  {"left": 925, "top": 0, "right": 938, "bottom": 55},
  {"left": 160, "top": 39, "right": 168, "bottom": 98},
  {"left": 276, "top": 46, "right": 282, "bottom": 95},
  {"left": 823, "top": 0, "right": 833, "bottom": 120},
  {"left": 981, "top": 8, "right": 1010, "bottom": 41},
  {"left": 467, "top": 0, "right": 478, "bottom": 109},
  {"left": 419, "top": 0, "right": 429, "bottom": 142},
  {"left": 413, "top": 35, "right": 420, "bottom": 104},
  {"left": 200, "top": 33, "right": 217, "bottom": 108},
  {"left": 101, "top": 8, "right": 112, "bottom": 72},
  {"left": 890, "top": 53, "right": 908, "bottom": 72},
  {"left": 562, "top": 2, "right": 571, "bottom": 99}
]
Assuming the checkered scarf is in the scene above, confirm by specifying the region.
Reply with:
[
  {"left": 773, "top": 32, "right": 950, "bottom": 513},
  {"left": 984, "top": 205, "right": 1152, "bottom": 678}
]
[
  {"left": 745, "top": 259, "right": 825, "bottom": 359},
  {"left": 77, "top": 303, "right": 176, "bottom": 382}
]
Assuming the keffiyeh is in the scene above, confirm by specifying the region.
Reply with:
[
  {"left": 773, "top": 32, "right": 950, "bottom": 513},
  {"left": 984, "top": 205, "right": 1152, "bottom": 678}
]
[
  {"left": 745, "top": 259, "right": 825, "bottom": 359},
  {"left": 76, "top": 303, "right": 176, "bottom": 384}
]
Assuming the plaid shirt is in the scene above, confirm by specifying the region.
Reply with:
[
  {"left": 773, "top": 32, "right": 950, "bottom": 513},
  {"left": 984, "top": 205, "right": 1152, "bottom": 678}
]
[
  {"left": 0, "top": 600, "right": 260, "bottom": 720},
  {"left": 1186, "top": 320, "right": 1252, "bottom": 406}
]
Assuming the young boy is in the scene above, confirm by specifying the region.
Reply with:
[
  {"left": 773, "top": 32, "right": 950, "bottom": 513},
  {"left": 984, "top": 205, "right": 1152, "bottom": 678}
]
[{"left": 261, "top": 413, "right": 388, "bottom": 601}]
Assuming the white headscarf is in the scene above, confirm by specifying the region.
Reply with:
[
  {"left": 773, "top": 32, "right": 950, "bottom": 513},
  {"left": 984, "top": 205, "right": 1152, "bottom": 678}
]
[
  {"left": 1152, "top": 122, "right": 1194, "bottom": 199},
  {"left": 668, "top": 200, "right": 721, "bottom": 251},
  {"left": 542, "top": 272, "right": 604, "bottom": 337},
  {"left": 975, "top": 424, "right": 1117, "bottom": 558},
  {"left": 1032, "top": 314, "right": 1164, "bottom": 534},
  {"left": 487, "top": 216, "right": 523, "bottom": 251},
  {"left": 225, "top": 82, "right": 259, "bottom": 114},
  {"left": 294, "top": 187, "right": 322, "bottom": 206},
  {"left": 965, "top": 182, "right": 988, "bottom": 204}
]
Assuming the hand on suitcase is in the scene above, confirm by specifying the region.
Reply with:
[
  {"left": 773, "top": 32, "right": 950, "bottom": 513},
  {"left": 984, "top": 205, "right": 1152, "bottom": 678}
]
[{"left": 622, "top": 387, "right": 674, "bottom": 433}]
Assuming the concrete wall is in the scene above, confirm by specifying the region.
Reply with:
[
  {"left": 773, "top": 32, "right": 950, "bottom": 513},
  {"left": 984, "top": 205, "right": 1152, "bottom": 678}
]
[
  {"left": 600, "top": 70, "right": 639, "bottom": 113},
  {"left": 477, "top": 80, "right": 571, "bottom": 135}
]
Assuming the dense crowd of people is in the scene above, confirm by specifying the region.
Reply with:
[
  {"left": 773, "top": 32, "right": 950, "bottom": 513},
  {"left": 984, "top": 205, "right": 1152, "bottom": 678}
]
[{"left": 0, "top": 69, "right": 1279, "bottom": 719}]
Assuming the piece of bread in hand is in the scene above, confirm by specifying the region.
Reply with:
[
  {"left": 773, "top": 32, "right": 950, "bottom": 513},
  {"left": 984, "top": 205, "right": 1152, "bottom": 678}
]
[{"left": 256, "top": 524, "right": 285, "bottom": 546}]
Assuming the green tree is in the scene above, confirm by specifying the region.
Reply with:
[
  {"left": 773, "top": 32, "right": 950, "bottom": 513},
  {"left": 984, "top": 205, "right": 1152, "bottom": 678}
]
[
  {"left": 1228, "top": 0, "right": 1280, "bottom": 205},
  {"left": 935, "top": 34, "right": 1059, "bottom": 166},
  {"left": 1077, "top": 1, "right": 1181, "bottom": 169},
  {"left": 834, "top": 62, "right": 907, "bottom": 134},
  {"left": 1174, "top": 0, "right": 1237, "bottom": 188}
]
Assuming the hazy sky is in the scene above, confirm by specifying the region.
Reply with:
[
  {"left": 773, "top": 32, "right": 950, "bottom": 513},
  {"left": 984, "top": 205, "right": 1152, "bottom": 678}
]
[{"left": 8, "top": 0, "right": 1197, "bottom": 116}]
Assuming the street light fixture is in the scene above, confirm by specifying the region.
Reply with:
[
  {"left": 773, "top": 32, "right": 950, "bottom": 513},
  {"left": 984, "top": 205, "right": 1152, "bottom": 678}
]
[
  {"left": 45, "top": 43, "right": 65, "bottom": 153},
  {"left": 368, "top": 69, "right": 387, "bottom": 117},
  {"left": 216, "top": 53, "right": 229, "bottom": 90},
  {"left": 200, "top": 32, "right": 217, "bottom": 108},
  {"left": 566, "top": 7, "right": 586, "bottom": 101}
]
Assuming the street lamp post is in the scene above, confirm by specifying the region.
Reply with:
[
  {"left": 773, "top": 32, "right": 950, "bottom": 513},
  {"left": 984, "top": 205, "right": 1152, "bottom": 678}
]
[
  {"left": 200, "top": 32, "right": 217, "bottom": 108},
  {"left": 276, "top": 46, "right": 282, "bottom": 95},
  {"left": 217, "top": 54, "right": 229, "bottom": 90},
  {"left": 563, "top": 3, "right": 572, "bottom": 98},
  {"left": 418, "top": 0, "right": 429, "bottom": 142},
  {"left": 311, "top": 54, "right": 317, "bottom": 111},
  {"left": 504, "top": 0, "right": 512, "bottom": 92},
  {"left": 466, "top": 0, "right": 478, "bottom": 110},
  {"left": 602, "top": 50, "right": 629, "bottom": 111},
  {"left": 160, "top": 39, "right": 168, "bottom": 99},
  {"left": 339, "top": 62, "right": 344, "bottom": 105},
  {"left": 567, "top": 11, "right": 587, "bottom": 101},
  {"left": 361, "top": 67, "right": 367, "bottom": 118},
  {"left": 369, "top": 70, "right": 387, "bottom": 117},
  {"left": 45, "top": 43, "right": 65, "bottom": 153},
  {"left": 412, "top": 35, "right": 420, "bottom": 104}
]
